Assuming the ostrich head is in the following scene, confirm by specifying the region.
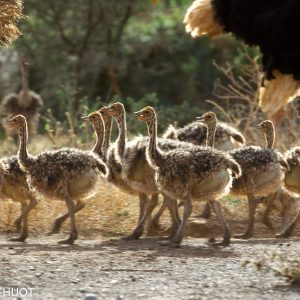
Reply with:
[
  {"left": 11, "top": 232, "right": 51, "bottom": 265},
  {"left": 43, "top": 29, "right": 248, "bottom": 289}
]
[
  {"left": 134, "top": 106, "right": 156, "bottom": 125},
  {"left": 82, "top": 112, "right": 104, "bottom": 135},
  {"left": 20, "top": 57, "right": 30, "bottom": 74},
  {"left": 7, "top": 114, "right": 27, "bottom": 136},
  {"left": 196, "top": 111, "right": 217, "bottom": 147},
  {"left": 256, "top": 120, "right": 274, "bottom": 134},
  {"left": 256, "top": 120, "right": 275, "bottom": 149},
  {"left": 196, "top": 111, "right": 217, "bottom": 125},
  {"left": 107, "top": 102, "right": 124, "bottom": 118}
]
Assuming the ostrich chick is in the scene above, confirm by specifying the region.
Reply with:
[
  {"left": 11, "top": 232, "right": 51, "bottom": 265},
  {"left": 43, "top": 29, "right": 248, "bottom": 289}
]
[
  {"left": 153, "top": 111, "right": 245, "bottom": 225},
  {"left": 0, "top": 156, "right": 37, "bottom": 241},
  {"left": 229, "top": 120, "right": 288, "bottom": 239},
  {"left": 47, "top": 111, "right": 106, "bottom": 235},
  {"left": 135, "top": 106, "right": 241, "bottom": 246},
  {"left": 7, "top": 115, "right": 107, "bottom": 244}
]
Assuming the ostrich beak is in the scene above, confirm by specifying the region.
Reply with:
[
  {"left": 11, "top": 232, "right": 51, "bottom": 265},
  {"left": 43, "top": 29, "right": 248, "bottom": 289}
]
[
  {"left": 81, "top": 116, "right": 89, "bottom": 122},
  {"left": 6, "top": 118, "right": 14, "bottom": 128},
  {"left": 134, "top": 110, "right": 144, "bottom": 120},
  {"left": 196, "top": 115, "right": 205, "bottom": 122},
  {"left": 255, "top": 123, "right": 262, "bottom": 129}
]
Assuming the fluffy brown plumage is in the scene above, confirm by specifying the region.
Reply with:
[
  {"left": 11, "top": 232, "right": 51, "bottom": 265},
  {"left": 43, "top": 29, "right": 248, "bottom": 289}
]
[
  {"left": 7, "top": 114, "right": 107, "bottom": 244},
  {"left": 0, "top": 155, "right": 37, "bottom": 241},
  {"left": 163, "top": 121, "right": 245, "bottom": 151},
  {"left": 156, "top": 113, "right": 244, "bottom": 221},
  {"left": 123, "top": 137, "right": 196, "bottom": 193},
  {"left": 107, "top": 103, "right": 209, "bottom": 239},
  {"left": 230, "top": 147, "right": 286, "bottom": 180},
  {"left": 229, "top": 120, "right": 288, "bottom": 238},
  {"left": 128, "top": 112, "right": 243, "bottom": 237},
  {"left": 284, "top": 146, "right": 300, "bottom": 195},
  {"left": 135, "top": 106, "right": 241, "bottom": 246},
  {"left": 21, "top": 147, "right": 107, "bottom": 198},
  {"left": 278, "top": 146, "right": 300, "bottom": 237},
  {"left": 105, "top": 103, "right": 163, "bottom": 240},
  {"left": 47, "top": 111, "right": 108, "bottom": 236}
]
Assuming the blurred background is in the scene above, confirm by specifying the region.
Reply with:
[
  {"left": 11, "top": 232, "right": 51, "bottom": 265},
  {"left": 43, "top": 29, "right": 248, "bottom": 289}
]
[{"left": 0, "top": 0, "right": 299, "bottom": 148}]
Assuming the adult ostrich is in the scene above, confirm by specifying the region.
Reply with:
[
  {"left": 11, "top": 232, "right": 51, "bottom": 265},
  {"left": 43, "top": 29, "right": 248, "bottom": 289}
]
[
  {"left": 184, "top": 0, "right": 300, "bottom": 128},
  {"left": 1, "top": 58, "right": 44, "bottom": 137}
]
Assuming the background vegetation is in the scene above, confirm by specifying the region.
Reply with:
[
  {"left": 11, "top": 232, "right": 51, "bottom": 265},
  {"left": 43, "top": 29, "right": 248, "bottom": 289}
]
[
  {"left": 0, "top": 0, "right": 299, "bottom": 147},
  {"left": 1, "top": 1, "right": 250, "bottom": 128}
]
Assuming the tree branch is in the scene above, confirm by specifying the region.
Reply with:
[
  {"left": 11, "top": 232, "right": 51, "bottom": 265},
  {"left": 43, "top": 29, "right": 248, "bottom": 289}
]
[{"left": 49, "top": 2, "right": 75, "bottom": 48}]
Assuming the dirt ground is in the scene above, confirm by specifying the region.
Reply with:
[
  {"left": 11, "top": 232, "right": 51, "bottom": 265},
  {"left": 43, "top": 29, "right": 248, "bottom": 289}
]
[{"left": 0, "top": 186, "right": 300, "bottom": 300}]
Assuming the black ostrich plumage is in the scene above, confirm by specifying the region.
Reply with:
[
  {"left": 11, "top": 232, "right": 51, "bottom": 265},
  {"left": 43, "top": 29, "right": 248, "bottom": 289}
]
[{"left": 212, "top": 0, "right": 300, "bottom": 80}]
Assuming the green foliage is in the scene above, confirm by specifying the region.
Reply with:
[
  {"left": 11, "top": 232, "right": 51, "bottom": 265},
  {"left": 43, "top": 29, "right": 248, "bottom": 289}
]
[{"left": 8, "top": 0, "right": 256, "bottom": 134}]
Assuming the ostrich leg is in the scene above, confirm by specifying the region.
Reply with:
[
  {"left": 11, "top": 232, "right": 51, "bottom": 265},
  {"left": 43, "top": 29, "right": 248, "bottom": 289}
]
[
  {"left": 123, "top": 194, "right": 159, "bottom": 240},
  {"left": 261, "top": 193, "right": 276, "bottom": 231},
  {"left": 209, "top": 199, "right": 231, "bottom": 246},
  {"left": 277, "top": 210, "right": 300, "bottom": 238},
  {"left": 48, "top": 200, "right": 86, "bottom": 235},
  {"left": 10, "top": 195, "right": 37, "bottom": 242},
  {"left": 58, "top": 190, "right": 77, "bottom": 245},
  {"left": 234, "top": 194, "right": 257, "bottom": 239},
  {"left": 14, "top": 202, "right": 27, "bottom": 231},
  {"left": 170, "top": 195, "right": 192, "bottom": 245}
]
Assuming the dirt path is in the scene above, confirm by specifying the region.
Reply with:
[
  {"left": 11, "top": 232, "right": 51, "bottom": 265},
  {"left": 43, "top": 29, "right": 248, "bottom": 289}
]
[
  {"left": 0, "top": 235, "right": 299, "bottom": 300},
  {"left": 0, "top": 188, "right": 299, "bottom": 299}
]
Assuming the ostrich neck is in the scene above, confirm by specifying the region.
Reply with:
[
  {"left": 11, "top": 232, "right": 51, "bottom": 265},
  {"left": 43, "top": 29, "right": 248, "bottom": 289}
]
[
  {"left": 147, "top": 118, "right": 163, "bottom": 166},
  {"left": 21, "top": 71, "right": 29, "bottom": 91},
  {"left": 103, "top": 118, "right": 112, "bottom": 158},
  {"left": 19, "top": 70, "right": 30, "bottom": 107},
  {"left": 18, "top": 123, "right": 31, "bottom": 169},
  {"left": 265, "top": 128, "right": 275, "bottom": 149},
  {"left": 206, "top": 122, "right": 216, "bottom": 148},
  {"left": 92, "top": 125, "right": 103, "bottom": 157},
  {"left": 116, "top": 114, "right": 126, "bottom": 159}
]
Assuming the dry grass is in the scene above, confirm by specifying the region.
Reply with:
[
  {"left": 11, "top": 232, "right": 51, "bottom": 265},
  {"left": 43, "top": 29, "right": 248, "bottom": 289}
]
[{"left": 0, "top": 0, "right": 23, "bottom": 46}]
